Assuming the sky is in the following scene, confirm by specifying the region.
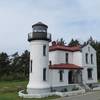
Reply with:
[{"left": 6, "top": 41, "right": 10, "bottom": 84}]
[{"left": 0, "top": 0, "right": 100, "bottom": 54}]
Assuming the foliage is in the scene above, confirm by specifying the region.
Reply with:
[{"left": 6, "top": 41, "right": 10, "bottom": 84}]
[
  {"left": 56, "top": 38, "right": 66, "bottom": 45},
  {"left": 0, "top": 50, "right": 30, "bottom": 80},
  {"left": 0, "top": 52, "right": 10, "bottom": 79},
  {"left": 72, "top": 87, "right": 79, "bottom": 91},
  {"left": 68, "top": 38, "right": 80, "bottom": 46}
]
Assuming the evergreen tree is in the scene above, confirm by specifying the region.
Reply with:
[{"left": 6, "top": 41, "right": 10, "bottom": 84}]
[
  {"left": 56, "top": 38, "right": 66, "bottom": 45},
  {"left": 0, "top": 52, "right": 10, "bottom": 80},
  {"left": 10, "top": 50, "right": 30, "bottom": 80},
  {"left": 68, "top": 38, "right": 80, "bottom": 46}
]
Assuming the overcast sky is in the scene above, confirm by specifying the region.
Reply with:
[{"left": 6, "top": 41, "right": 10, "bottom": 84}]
[{"left": 0, "top": 0, "right": 100, "bottom": 54}]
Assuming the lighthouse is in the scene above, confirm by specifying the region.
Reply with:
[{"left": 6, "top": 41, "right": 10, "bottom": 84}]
[{"left": 27, "top": 22, "right": 51, "bottom": 94}]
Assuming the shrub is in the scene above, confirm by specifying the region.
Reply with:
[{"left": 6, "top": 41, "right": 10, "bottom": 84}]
[{"left": 72, "top": 87, "right": 79, "bottom": 91}]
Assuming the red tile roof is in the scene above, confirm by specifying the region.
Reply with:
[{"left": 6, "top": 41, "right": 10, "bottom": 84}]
[
  {"left": 49, "top": 63, "right": 83, "bottom": 69},
  {"left": 49, "top": 45, "right": 81, "bottom": 52}
]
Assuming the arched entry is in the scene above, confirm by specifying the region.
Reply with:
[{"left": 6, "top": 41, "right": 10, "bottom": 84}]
[
  {"left": 68, "top": 70, "right": 73, "bottom": 84},
  {"left": 68, "top": 70, "right": 82, "bottom": 84}
]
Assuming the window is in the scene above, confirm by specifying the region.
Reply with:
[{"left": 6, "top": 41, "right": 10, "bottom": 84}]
[
  {"left": 66, "top": 53, "right": 68, "bottom": 63},
  {"left": 88, "top": 47, "right": 90, "bottom": 52},
  {"left": 91, "top": 54, "right": 93, "bottom": 64},
  {"left": 85, "top": 53, "right": 88, "bottom": 64},
  {"left": 43, "top": 45, "right": 46, "bottom": 56},
  {"left": 49, "top": 60, "right": 52, "bottom": 65},
  {"left": 43, "top": 68, "right": 46, "bottom": 81},
  {"left": 30, "top": 60, "right": 32, "bottom": 73},
  {"left": 87, "top": 68, "right": 93, "bottom": 79},
  {"left": 59, "top": 70, "right": 64, "bottom": 82}
]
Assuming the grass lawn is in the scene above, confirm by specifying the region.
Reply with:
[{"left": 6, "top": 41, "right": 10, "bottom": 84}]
[
  {"left": 0, "top": 80, "right": 60, "bottom": 100},
  {"left": 98, "top": 80, "right": 100, "bottom": 83}
]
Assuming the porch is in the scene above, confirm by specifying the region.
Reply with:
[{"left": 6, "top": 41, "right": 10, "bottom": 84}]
[{"left": 49, "top": 63, "right": 83, "bottom": 85}]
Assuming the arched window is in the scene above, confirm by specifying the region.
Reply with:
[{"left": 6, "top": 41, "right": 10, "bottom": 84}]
[
  {"left": 43, "top": 45, "right": 46, "bottom": 56},
  {"left": 49, "top": 60, "right": 52, "bottom": 66},
  {"left": 66, "top": 53, "right": 68, "bottom": 64},
  {"left": 87, "top": 68, "right": 93, "bottom": 79},
  {"left": 43, "top": 68, "right": 46, "bottom": 81},
  {"left": 85, "top": 53, "right": 88, "bottom": 64},
  {"left": 30, "top": 60, "right": 32, "bottom": 73},
  {"left": 88, "top": 47, "right": 90, "bottom": 52},
  {"left": 91, "top": 54, "right": 93, "bottom": 64},
  {"left": 59, "top": 70, "right": 64, "bottom": 82}
]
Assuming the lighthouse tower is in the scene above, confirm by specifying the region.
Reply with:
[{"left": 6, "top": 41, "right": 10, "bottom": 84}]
[{"left": 27, "top": 22, "right": 51, "bottom": 94}]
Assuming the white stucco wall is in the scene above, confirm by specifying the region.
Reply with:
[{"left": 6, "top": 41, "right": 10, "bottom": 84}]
[
  {"left": 49, "top": 50, "right": 82, "bottom": 66},
  {"left": 82, "top": 67, "right": 97, "bottom": 84},
  {"left": 49, "top": 50, "right": 73, "bottom": 64},
  {"left": 81, "top": 44, "right": 97, "bottom": 83},
  {"left": 49, "top": 69, "right": 68, "bottom": 87},
  {"left": 82, "top": 44, "right": 97, "bottom": 67},
  {"left": 72, "top": 51, "right": 82, "bottom": 66},
  {"left": 27, "top": 40, "right": 50, "bottom": 89},
  {"left": 49, "top": 44, "right": 97, "bottom": 84}
]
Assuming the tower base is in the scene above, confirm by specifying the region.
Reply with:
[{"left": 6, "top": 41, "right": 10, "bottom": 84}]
[{"left": 27, "top": 87, "right": 50, "bottom": 94}]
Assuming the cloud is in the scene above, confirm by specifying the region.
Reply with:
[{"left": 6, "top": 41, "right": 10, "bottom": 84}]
[{"left": 0, "top": 0, "right": 100, "bottom": 54}]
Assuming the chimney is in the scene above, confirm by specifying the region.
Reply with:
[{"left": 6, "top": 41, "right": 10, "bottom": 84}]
[{"left": 52, "top": 41, "right": 56, "bottom": 46}]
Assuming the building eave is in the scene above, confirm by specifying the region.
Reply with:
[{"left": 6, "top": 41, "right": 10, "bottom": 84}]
[{"left": 49, "top": 63, "right": 83, "bottom": 70}]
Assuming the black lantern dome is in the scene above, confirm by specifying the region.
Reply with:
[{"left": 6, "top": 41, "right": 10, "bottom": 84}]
[
  {"left": 32, "top": 22, "right": 48, "bottom": 33},
  {"left": 28, "top": 22, "right": 51, "bottom": 42}
]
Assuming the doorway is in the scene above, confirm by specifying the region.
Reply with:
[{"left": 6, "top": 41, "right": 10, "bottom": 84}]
[{"left": 68, "top": 70, "right": 74, "bottom": 84}]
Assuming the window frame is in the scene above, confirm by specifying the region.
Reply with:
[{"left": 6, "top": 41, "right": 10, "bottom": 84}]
[
  {"left": 49, "top": 60, "right": 52, "bottom": 65},
  {"left": 65, "top": 53, "right": 68, "bottom": 64},
  {"left": 43, "top": 45, "right": 46, "bottom": 56},
  {"left": 30, "top": 60, "right": 32, "bottom": 73},
  {"left": 87, "top": 68, "right": 93, "bottom": 80},
  {"left": 85, "top": 53, "right": 88, "bottom": 64},
  {"left": 43, "top": 68, "right": 46, "bottom": 81},
  {"left": 59, "top": 70, "right": 64, "bottom": 82},
  {"left": 91, "top": 54, "right": 93, "bottom": 64}
]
